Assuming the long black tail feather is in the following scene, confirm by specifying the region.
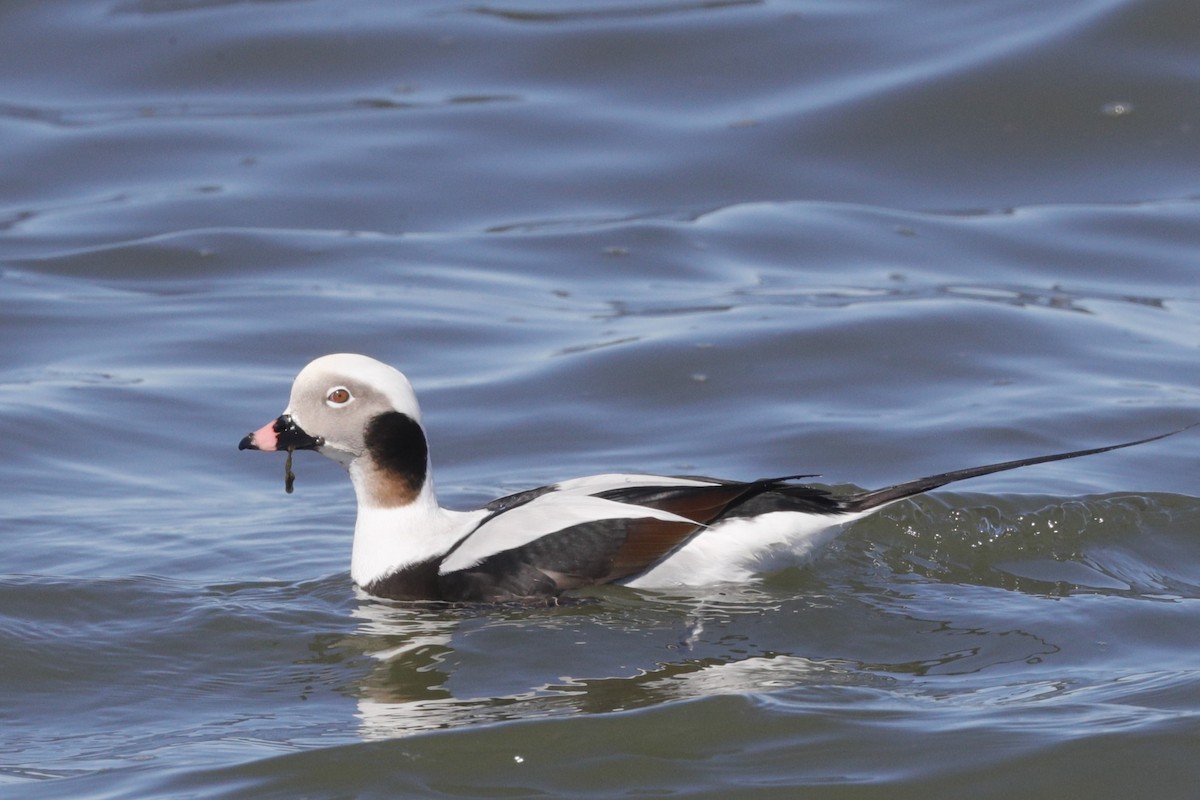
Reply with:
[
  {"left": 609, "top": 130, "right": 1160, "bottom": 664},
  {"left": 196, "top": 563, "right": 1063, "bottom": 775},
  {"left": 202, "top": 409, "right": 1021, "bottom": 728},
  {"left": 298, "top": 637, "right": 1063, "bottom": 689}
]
[{"left": 838, "top": 423, "right": 1195, "bottom": 514}]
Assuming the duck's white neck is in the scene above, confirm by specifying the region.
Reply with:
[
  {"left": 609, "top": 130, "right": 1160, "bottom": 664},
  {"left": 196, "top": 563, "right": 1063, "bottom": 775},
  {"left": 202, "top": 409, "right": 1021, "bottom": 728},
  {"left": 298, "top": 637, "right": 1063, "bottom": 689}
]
[{"left": 347, "top": 460, "right": 482, "bottom": 588}]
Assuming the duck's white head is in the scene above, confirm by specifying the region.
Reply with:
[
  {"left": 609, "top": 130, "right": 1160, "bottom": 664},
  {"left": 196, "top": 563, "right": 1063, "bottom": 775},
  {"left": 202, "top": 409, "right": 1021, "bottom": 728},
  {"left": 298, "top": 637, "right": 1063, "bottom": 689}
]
[{"left": 240, "top": 353, "right": 431, "bottom": 507}]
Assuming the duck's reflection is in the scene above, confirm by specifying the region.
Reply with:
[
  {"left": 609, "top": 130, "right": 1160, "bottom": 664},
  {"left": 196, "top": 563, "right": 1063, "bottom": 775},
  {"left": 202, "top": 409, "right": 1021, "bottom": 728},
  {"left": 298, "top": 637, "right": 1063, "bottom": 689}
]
[
  {"left": 341, "top": 579, "right": 1067, "bottom": 741},
  {"left": 344, "top": 587, "right": 837, "bottom": 740}
]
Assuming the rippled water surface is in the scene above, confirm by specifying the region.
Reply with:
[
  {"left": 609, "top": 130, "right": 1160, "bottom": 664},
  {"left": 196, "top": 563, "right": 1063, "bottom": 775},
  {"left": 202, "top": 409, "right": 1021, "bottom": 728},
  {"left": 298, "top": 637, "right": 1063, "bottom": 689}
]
[{"left": 2, "top": 0, "right": 1199, "bottom": 797}]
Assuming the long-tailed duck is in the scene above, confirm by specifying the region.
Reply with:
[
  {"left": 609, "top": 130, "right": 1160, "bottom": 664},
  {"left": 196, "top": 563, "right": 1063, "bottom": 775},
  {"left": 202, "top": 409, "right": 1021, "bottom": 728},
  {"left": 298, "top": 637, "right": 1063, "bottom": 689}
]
[{"left": 239, "top": 353, "right": 1186, "bottom": 602}]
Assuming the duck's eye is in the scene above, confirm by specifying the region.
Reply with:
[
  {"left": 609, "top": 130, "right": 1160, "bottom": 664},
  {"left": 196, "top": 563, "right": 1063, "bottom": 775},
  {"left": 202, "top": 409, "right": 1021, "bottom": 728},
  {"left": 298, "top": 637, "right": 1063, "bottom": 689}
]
[{"left": 326, "top": 387, "right": 353, "bottom": 406}]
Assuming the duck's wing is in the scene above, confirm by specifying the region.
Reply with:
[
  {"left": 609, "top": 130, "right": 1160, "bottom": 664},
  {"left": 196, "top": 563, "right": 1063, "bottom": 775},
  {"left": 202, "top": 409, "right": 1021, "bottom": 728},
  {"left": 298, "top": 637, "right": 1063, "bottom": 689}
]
[{"left": 436, "top": 473, "right": 819, "bottom": 600}]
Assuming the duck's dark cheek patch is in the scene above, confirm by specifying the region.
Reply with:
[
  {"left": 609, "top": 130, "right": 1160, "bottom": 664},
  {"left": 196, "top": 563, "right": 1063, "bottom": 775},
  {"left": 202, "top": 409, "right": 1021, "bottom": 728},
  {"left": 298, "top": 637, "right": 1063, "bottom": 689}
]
[
  {"left": 285, "top": 448, "right": 296, "bottom": 494},
  {"left": 363, "top": 411, "right": 429, "bottom": 504}
]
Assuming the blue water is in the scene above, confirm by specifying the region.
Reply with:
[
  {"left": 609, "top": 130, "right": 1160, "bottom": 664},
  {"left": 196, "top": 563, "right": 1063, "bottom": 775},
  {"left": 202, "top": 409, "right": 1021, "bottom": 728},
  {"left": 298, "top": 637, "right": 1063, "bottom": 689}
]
[{"left": 2, "top": 0, "right": 1199, "bottom": 797}]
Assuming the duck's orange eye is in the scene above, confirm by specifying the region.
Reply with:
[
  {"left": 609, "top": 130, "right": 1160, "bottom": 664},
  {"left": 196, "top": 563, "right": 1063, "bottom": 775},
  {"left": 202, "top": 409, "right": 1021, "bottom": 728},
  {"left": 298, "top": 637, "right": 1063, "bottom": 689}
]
[{"left": 327, "top": 387, "right": 352, "bottom": 405}]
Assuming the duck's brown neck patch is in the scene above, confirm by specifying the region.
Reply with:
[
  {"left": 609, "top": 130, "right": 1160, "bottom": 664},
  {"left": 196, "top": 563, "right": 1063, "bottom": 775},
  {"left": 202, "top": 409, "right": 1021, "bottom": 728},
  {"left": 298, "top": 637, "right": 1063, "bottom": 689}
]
[{"left": 362, "top": 411, "right": 429, "bottom": 507}]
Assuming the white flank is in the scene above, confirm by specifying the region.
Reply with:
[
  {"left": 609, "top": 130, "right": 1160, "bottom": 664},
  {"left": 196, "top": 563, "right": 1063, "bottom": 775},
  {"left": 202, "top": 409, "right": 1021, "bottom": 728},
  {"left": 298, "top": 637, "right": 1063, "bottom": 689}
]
[{"left": 626, "top": 508, "right": 874, "bottom": 587}]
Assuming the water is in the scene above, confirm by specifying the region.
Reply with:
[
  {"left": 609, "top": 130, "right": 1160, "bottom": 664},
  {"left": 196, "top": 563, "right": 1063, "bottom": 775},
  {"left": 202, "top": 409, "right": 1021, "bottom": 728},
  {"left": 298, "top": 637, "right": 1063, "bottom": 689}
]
[{"left": 2, "top": 0, "right": 1198, "bottom": 797}]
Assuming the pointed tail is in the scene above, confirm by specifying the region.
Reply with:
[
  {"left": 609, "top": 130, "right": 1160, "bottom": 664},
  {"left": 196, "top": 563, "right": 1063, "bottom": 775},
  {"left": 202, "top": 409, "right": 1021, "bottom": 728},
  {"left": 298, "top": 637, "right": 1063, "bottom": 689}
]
[{"left": 838, "top": 423, "right": 1195, "bottom": 514}]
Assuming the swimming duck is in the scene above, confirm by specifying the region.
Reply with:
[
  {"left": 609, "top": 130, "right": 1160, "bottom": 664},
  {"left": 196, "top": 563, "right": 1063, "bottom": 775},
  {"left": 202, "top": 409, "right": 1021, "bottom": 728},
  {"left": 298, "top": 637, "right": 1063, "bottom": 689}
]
[{"left": 239, "top": 353, "right": 1182, "bottom": 603}]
